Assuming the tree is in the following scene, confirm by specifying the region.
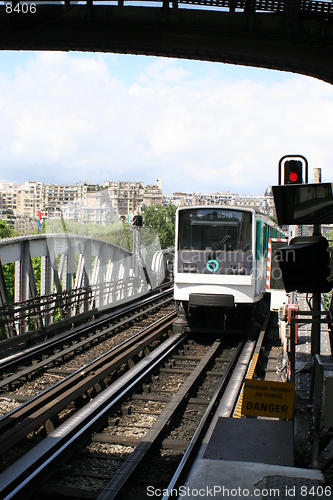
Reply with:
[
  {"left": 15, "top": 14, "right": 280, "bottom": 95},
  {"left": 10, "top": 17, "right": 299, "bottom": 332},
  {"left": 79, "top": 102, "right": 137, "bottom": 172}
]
[
  {"left": 0, "top": 220, "right": 17, "bottom": 239},
  {"left": 269, "top": 215, "right": 278, "bottom": 225},
  {"left": 142, "top": 204, "right": 177, "bottom": 249}
]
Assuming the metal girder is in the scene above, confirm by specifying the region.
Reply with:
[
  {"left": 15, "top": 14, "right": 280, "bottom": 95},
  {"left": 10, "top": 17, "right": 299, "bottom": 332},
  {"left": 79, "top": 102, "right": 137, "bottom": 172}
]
[
  {"left": 46, "top": 237, "right": 65, "bottom": 321},
  {"left": 0, "top": 235, "right": 135, "bottom": 336},
  {"left": 0, "top": 2, "right": 333, "bottom": 82},
  {"left": 41, "top": 254, "right": 53, "bottom": 325},
  {"left": 14, "top": 240, "right": 38, "bottom": 333}
]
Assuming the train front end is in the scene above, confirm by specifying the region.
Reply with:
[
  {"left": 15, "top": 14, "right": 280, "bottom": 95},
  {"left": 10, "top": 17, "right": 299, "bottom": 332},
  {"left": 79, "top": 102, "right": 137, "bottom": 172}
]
[{"left": 174, "top": 206, "right": 258, "bottom": 330}]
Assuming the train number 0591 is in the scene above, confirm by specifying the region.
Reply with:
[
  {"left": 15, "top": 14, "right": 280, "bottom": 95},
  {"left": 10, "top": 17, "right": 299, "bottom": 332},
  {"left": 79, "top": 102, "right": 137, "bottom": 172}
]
[{"left": 6, "top": 3, "right": 37, "bottom": 14}]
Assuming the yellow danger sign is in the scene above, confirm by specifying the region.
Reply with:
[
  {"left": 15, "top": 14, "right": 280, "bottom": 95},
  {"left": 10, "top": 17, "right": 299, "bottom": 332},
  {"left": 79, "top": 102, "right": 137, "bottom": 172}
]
[{"left": 241, "top": 379, "right": 295, "bottom": 419}]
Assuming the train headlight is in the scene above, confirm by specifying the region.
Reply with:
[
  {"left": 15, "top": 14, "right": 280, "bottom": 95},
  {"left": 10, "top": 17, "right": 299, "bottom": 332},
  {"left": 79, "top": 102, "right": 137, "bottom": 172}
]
[{"left": 183, "top": 262, "right": 197, "bottom": 272}]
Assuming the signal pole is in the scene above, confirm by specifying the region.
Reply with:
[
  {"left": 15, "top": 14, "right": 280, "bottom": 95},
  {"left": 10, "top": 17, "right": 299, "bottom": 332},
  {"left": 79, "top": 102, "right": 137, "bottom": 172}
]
[{"left": 312, "top": 168, "right": 322, "bottom": 357}]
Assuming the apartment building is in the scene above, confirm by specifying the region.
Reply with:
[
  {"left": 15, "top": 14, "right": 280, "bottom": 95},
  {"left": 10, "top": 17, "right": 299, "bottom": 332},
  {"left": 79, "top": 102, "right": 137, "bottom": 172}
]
[
  {"left": 0, "top": 182, "right": 18, "bottom": 214},
  {"left": 0, "top": 179, "right": 163, "bottom": 231},
  {"left": 43, "top": 182, "right": 87, "bottom": 206},
  {"left": 17, "top": 181, "right": 44, "bottom": 218},
  {"left": 163, "top": 190, "right": 276, "bottom": 218},
  {"left": 13, "top": 215, "right": 38, "bottom": 234},
  {"left": 0, "top": 181, "right": 43, "bottom": 218},
  {"left": 105, "top": 181, "right": 162, "bottom": 218}
]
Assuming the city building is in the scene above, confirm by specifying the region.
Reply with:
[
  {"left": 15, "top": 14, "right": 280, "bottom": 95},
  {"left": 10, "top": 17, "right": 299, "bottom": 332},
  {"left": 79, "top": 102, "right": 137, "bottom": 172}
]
[
  {"left": 0, "top": 175, "right": 287, "bottom": 235},
  {"left": 43, "top": 182, "right": 87, "bottom": 206},
  {"left": 162, "top": 190, "right": 276, "bottom": 218},
  {"left": 13, "top": 215, "right": 38, "bottom": 234},
  {"left": 0, "top": 179, "right": 163, "bottom": 232},
  {"left": 16, "top": 181, "right": 44, "bottom": 218}
]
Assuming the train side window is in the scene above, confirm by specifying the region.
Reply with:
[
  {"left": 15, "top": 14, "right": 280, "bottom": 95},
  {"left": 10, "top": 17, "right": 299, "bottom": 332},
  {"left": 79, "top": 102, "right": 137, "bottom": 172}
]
[
  {"left": 263, "top": 224, "right": 268, "bottom": 257},
  {"left": 256, "top": 221, "right": 263, "bottom": 259}
]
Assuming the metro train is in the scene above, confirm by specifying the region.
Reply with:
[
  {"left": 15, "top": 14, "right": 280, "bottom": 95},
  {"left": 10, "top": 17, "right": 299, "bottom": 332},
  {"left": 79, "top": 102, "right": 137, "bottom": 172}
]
[{"left": 173, "top": 205, "right": 286, "bottom": 330}]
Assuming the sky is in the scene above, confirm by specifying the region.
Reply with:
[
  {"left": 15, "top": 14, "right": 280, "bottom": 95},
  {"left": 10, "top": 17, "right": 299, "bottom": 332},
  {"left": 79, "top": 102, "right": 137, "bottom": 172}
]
[{"left": 0, "top": 50, "right": 333, "bottom": 196}]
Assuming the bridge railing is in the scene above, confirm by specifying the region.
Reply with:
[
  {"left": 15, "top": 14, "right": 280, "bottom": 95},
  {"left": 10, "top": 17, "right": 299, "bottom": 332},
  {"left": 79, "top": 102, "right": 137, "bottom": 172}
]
[
  {"left": 0, "top": 234, "right": 171, "bottom": 338},
  {"left": 0, "top": 275, "right": 149, "bottom": 337}
]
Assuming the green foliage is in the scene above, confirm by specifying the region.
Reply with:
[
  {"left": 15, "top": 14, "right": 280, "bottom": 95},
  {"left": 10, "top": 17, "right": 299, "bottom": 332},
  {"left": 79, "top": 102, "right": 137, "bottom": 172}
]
[
  {"left": 2, "top": 262, "right": 15, "bottom": 302},
  {"left": 61, "top": 217, "right": 68, "bottom": 234},
  {"left": 122, "top": 220, "right": 132, "bottom": 252},
  {"left": 31, "top": 257, "right": 41, "bottom": 295},
  {"left": 1, "top": 262, "right": 15, "bottom": 339},
  {"left": 143, "top": 204, "right": 176, "bottom": 249},
  {"left": 328, "top": 229, "right": 333, "bottom": 246},
  {"left": 323, "top": 291, "right": 332, "bottom": 311},
  {"left": 42, "top": 205, "right": 176, "bottom": 263},
  {"left": 43, "top": 219, "right": 135, "bottom": 250},
  {"left": 0, "top": 220, "right": 17, "bottom": 239}
]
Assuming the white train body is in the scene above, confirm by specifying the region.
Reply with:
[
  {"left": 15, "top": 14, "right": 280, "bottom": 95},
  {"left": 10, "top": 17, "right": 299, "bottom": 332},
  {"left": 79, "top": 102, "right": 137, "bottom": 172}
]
[{"left": 174, "top": 206, "right": 285, "bottom": 316}]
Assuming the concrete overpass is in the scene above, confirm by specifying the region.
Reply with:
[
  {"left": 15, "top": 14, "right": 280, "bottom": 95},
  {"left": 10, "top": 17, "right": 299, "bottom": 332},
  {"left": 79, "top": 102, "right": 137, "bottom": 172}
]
[{"left": 0, "top": 1, "right": 333, "bottom": 83}]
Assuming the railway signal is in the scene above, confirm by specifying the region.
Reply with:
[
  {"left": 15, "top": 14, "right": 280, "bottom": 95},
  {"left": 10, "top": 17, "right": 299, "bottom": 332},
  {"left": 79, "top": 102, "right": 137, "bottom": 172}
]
[
  {"left": 132, "top": 215, "right": 143, "bottom": 227},
  {"left": 276, "top": 236, "right": 332, "bottom": 293},
  {"left": 278, "top": 155, "right": 308, "bottom": 186},
  {"left": 284, "top": 160, "right": 303, "bottom": 184}
]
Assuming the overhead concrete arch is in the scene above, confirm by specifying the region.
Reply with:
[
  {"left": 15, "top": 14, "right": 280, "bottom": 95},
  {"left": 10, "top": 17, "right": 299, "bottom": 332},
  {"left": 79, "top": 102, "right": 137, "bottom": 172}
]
[{"left": 1, "top": 1, "right": 333, "bottom": 83}]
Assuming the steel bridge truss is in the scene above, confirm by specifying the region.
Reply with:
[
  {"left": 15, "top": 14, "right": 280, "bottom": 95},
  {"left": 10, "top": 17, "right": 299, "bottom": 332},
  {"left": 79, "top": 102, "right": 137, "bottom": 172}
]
[{"left": 0, "top": 234, "right": 160, "bottom": 337}]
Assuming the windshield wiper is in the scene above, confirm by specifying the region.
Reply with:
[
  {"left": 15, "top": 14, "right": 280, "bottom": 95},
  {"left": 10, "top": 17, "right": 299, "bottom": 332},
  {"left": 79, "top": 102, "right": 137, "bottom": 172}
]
[{"left": 208, "top": 234, "right": 231, "bottom": 260}]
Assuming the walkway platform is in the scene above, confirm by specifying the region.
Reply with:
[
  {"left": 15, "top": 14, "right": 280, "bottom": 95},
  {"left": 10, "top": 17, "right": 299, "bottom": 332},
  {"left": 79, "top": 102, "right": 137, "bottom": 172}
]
[{"left": 184, "top": 458, "right": 324, "bottom": 499}]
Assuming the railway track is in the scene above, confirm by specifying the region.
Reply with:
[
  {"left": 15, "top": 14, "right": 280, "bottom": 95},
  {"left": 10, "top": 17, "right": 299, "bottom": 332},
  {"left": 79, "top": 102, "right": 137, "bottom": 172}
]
[
  {"left": 0, "top": 310, "right": 177, "bottom": 459},
  {"left": 0, "top": 287, "right": 174, "bottom": 402},
  {"left": 0, "top": 338, "right": 247, "bottom": 499},
  {"left": 0, "top": 308, "right": 272, "bottom": 500}
]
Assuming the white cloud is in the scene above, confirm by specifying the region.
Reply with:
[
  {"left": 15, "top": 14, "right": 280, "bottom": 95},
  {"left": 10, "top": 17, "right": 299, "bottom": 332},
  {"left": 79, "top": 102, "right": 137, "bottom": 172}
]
[
  {"left": 139, "top": 57, "right": 191, "bottom": 84},
  {"left": 0, "top": 52, "right": 333, "bottom": 195}
]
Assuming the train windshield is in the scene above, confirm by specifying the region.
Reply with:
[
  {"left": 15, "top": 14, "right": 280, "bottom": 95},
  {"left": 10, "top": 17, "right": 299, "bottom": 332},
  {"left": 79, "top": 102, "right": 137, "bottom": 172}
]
[{"left": 178, "top": 209, "right": 252, "bottom": 252}]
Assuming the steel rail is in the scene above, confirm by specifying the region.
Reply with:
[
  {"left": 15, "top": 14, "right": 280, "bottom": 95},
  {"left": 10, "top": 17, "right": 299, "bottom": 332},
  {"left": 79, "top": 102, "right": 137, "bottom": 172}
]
[
  {"left": 195, "top": 309, "right": 271, "bottom": 462},
  {"left": 160, "top": 309, "right": 271, "bottom": 499},
  {"left": 97, "top": 339, "right": 223, "bottom": 499},
  {"left": 161, "top": 340, "right": 244, "bottom": 500},
  {"left": 0, "top": 279, "right": 172, "bottom": 344},
  {"left": 233, "top": 308, "right": 271, "bottom": 417},
  {"left": 0, "top": 284, "right": 172, "bottom": 360},
  {"left": 157, "top": 310, "right": 270, "bottom": 499},
  {"left": 0, "top": 310, "right": 177, "bottom": 454},
  {"left": 0, "top": 332, "right": 187, "bottom": 500},
  {"left": 0, "top": 287, "right": 173, "bottom": 379},
  {"left": 141, "top": 334, "right": 253, "bottom": 500}
]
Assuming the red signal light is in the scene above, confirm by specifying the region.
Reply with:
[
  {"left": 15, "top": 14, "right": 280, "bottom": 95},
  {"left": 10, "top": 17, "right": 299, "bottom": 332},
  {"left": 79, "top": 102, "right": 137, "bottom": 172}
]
[
  {"left": 289, "top": 172, "right": 298, "bottom": 183},
  {"left": 284, "top": 160, "right": 303, "bottom": 185}
]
